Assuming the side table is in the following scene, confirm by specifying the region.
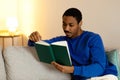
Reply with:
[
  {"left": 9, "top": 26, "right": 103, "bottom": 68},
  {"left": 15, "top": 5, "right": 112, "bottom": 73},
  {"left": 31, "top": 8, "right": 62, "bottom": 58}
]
[{"left": 0, "top": 32, "right": 23, "bottom": 50}]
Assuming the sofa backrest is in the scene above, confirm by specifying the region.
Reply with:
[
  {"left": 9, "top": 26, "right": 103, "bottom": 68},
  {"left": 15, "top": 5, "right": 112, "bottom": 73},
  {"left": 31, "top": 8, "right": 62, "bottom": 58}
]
[
  {"left": 3, "top": 46, "right": 71, "bottom": 80},
  {"left": 2, "top": 46, "right": 120, "bottom": 80}
]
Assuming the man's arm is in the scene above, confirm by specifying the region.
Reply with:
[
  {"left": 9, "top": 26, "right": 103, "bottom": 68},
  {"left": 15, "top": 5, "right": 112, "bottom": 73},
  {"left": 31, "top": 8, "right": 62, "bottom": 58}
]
[
  {"left": 52, "top": 35, "right": 106, "bottom": 77},
  {"left": 73, "top": 34, "right": 106, "bottom": 77}
]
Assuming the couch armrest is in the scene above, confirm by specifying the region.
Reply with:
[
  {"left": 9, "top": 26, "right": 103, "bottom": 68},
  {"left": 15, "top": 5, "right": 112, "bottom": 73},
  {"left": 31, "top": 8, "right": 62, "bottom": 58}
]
[{"left": 0, "top": 46, "right": 6, "bottom": 80}]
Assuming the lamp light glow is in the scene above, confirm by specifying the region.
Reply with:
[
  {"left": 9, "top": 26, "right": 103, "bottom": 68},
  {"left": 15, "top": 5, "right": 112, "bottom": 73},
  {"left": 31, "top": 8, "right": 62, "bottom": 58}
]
[{"left": 6, "top": 17, "right": 18, "bottom": 32}]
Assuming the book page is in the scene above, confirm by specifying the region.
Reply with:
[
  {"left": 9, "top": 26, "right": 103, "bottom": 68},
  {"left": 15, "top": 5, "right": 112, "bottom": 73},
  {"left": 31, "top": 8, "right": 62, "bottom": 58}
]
[
  {"left": 51, "top": 41, "right": 67, "bottom": 46},
  {"left": 35, "top": 41, "right": 50, "bottom": 46}
]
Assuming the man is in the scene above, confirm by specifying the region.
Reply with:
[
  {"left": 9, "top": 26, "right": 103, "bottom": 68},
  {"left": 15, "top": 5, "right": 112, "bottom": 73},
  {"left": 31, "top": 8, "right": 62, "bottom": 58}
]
[{"left": 28, "top": 8, "right": 118, "bottom": 80}]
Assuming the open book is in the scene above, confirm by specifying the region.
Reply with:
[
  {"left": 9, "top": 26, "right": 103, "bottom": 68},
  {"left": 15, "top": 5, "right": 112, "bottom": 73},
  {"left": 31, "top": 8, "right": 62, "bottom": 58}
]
[{"left": 35, "top": 40, "right": 72, "bottom": 66}]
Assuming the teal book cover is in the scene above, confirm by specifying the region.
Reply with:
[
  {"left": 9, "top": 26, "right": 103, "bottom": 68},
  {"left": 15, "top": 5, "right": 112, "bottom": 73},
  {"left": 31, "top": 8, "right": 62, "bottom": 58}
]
[
  {"left": 35, "top": 41, "right": 72, "bottom": 66},
  {"left": 51, "top": 45, "right": 72, "bottom": 66},
  {"left": 35, "top": 43, "right": 55, "bottom": 64}
]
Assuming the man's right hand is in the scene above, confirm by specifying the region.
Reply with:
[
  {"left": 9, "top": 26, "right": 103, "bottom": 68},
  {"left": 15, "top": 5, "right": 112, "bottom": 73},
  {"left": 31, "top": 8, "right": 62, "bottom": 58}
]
[{"left": 29, "top": 31, "right": 41, "bottom": 42}]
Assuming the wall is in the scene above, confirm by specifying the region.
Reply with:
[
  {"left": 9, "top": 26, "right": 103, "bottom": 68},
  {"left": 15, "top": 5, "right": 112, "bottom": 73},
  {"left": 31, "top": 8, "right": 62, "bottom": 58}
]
[
  {"left": 0, "top": 0, "right": 18, "bottom": 29},
  {"left": 0, "top": 0, "right": 21, "bottom": 49},
  {"left": 33, "top": 0, "right": 120, "bottom": 49},
  {"left": 0, "top": 0, "right": 120, "bottom": 49}
]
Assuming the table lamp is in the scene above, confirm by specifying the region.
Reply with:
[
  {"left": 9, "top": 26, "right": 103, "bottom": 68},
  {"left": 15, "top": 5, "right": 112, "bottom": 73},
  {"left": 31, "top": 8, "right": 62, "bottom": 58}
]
[{"left": 6, "top": 17, "right": 18, "bottom": 32}]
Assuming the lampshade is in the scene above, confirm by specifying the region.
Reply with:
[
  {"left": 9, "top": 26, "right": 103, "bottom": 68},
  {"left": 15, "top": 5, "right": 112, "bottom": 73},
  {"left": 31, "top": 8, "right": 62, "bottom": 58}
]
[{"left": 6, "top": 17, "right": 18, "bottom": 32}]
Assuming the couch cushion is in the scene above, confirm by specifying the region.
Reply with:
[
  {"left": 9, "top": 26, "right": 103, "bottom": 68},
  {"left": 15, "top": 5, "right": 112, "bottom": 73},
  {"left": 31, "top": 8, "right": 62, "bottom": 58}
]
[
  {"left": 106, "top": 49, "right": 120, "bottom": 80},
  {"left": 3, "top": 46, "right": 71, "bottom": 80},
  {"left": 0, "top": 46, "right": 6, "bottom": 80}
]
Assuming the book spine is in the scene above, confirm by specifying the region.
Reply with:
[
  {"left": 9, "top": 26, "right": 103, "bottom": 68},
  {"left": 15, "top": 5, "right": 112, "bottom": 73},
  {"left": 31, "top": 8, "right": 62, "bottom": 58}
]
[{"left": 49, "top": 46, "right": 56, "bottom": 61}]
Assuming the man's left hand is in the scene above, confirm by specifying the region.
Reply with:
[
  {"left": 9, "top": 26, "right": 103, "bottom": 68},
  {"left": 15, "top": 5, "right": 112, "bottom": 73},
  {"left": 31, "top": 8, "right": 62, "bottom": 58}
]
[{"left": 51, "top": 61, "right": 74, "bottom": 73}]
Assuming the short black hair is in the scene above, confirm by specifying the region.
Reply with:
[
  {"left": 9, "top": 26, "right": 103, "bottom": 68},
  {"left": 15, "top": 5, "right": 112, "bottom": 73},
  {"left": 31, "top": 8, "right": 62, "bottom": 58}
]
[{"left": 62, "top": 8, "right": 82, "bottom": 24}]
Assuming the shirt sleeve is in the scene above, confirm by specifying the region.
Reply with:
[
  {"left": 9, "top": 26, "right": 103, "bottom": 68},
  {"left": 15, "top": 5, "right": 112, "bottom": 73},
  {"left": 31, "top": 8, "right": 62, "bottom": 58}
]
[
  {"left": 73, "top": 34, "right": 107, "bottom": 77},
  {"left": 28, "top": 39, "right": 35, "bottom": 46}
]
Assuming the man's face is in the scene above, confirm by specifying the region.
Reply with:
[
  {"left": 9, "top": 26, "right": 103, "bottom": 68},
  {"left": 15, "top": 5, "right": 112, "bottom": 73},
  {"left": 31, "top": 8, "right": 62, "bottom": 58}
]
[{"left": 62, "top": 16, "right": 82, "bottom": 38}]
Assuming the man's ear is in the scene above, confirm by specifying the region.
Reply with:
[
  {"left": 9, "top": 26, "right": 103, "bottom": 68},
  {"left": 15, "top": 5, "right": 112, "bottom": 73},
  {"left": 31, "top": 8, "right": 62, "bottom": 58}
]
[{"left": 79, "top": 20, "right": 83, "bottom": 27}]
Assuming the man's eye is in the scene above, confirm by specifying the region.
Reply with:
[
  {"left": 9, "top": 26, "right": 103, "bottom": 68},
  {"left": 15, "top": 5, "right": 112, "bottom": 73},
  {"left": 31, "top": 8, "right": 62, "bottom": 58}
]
[
  {"left": 63, "top": 24, "right": 67, "bottom": 26},
  {"left": 69, "top": 24, "right": 74, "bottom": 27}
]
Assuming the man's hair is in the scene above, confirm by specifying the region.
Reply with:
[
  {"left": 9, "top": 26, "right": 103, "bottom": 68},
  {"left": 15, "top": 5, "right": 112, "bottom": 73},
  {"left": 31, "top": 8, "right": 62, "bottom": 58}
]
[{"left": 63, "top": 8, "right": 82, "bottom": 24}]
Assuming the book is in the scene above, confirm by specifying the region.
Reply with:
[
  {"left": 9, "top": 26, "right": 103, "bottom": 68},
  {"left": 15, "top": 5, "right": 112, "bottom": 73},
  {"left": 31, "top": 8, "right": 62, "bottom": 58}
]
[{"left": 35, "top": 40, "right": 72, "bottom": 66}]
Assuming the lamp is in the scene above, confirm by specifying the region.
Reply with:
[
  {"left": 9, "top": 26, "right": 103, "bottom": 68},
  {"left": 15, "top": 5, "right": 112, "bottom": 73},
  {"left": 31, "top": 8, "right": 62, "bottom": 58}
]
[{"left": 6, "top": 17, "right": 18, "bottom": 32}]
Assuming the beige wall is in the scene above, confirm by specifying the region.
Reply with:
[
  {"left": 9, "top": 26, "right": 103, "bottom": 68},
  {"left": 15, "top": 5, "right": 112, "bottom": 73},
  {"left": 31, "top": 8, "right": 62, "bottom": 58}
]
[
  {"left": 0, "top": 0, "right": 120, "bottom": 49},
  {"left": 0, "top": 0, "right": 18, "bottom": 29}
]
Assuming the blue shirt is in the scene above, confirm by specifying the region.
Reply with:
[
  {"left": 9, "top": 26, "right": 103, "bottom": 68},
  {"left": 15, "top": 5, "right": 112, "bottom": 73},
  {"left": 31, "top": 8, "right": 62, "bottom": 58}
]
[{"left": 28, "top": 31, "right": 117, "bottom": 80}]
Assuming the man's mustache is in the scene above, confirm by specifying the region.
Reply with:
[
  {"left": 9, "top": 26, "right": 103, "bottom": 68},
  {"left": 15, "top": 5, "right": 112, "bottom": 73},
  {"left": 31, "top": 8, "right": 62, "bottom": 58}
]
[{"left": 64, "top": 30, "right": 71, "bottom": 33}]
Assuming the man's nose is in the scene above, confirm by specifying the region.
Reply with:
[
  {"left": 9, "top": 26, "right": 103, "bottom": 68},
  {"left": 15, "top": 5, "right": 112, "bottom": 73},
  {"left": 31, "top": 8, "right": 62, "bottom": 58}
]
[{"left": 64, "top": 26, "right": 70, "bottom": 31}]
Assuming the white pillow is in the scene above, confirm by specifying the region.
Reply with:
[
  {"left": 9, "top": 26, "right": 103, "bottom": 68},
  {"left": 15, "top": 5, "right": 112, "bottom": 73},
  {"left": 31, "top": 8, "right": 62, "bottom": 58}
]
[{"left": 3, "top": 46, "right": 71, "bottom": 80}]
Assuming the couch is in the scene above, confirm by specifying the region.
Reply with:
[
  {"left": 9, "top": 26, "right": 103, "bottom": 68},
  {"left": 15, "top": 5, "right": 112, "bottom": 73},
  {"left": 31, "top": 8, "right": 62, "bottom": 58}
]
[
  {"left": 0, "top": 46, "right": 120, "bottom": 80},
  {"left": 0, "top": 46, "right": 71, "bottom": 80}
]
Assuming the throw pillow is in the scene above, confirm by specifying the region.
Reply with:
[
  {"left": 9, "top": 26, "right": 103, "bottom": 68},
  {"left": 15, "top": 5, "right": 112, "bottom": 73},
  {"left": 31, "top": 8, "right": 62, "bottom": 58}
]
[{"left": 106, "top": 49, "right": 120, "bottom": 80}]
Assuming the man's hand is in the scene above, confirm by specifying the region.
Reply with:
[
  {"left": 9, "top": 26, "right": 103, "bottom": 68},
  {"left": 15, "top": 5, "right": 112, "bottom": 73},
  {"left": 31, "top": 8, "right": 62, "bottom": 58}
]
[
  {"left": 51, "top": 61, "right": 74, "bottom": 73},
  {"left": 29, "top": 31, "right": 41, "bottom": 42}
]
